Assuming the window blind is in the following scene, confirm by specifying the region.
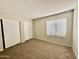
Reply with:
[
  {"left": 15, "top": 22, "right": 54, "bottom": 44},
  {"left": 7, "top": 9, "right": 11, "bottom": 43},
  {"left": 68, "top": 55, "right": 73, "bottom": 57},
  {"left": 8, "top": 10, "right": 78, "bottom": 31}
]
[{"left": 47, "top": 18, "right": 66, "bottom": 37}]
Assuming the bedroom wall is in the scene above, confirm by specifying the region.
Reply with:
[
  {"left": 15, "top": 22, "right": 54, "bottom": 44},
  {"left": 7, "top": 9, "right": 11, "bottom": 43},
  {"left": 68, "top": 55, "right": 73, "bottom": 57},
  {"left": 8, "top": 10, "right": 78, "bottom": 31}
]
[
  {"left": 33, "top": 11, "right": 73, "bottom": 47},
  {"left": 72, "top": 5, "right": 78, "bottom": 58}
]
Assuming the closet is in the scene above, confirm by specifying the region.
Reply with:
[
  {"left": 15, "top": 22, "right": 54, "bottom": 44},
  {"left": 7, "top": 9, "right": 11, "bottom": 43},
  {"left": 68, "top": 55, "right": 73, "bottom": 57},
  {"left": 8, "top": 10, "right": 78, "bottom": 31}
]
[
  {"left": 0, "top": 19, "right": 20, "bottom": 49},
  {"left": 0, "top": 18, "right": 32, "bottom": 51}
]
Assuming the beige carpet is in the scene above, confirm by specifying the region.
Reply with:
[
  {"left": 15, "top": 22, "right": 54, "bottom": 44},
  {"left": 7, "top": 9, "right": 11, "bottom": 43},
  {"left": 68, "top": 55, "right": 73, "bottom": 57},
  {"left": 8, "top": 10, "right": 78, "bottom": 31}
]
[{"left": 0, "top": 38, "right": 76, "bottom": 59}]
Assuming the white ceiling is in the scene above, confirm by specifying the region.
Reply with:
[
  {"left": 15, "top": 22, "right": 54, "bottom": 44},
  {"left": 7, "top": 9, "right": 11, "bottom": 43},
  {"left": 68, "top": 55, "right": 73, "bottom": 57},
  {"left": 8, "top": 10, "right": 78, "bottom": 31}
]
[{"left": 0, "top": 0, "right": 77, "bottom": 19}]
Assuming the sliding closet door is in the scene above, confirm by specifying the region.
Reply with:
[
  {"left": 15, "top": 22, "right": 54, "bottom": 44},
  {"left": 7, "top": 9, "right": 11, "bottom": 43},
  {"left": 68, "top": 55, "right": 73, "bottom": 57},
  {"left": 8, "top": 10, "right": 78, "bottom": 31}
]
[
  {"left": 19, "top": 21, "right": 32, "bottom": 42},
  {"left": 0, "top": 20, "right": 3, "bottom": 51},
  {"left": 3, "top": 19, "right": 20, "bottom": 48},
  {"left": 24, "top": 21, "right": 32, "bottom": 41}
]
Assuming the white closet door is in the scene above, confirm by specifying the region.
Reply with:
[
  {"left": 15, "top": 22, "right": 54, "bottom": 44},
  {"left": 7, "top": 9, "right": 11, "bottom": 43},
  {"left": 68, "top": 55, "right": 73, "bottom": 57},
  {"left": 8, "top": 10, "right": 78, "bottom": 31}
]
[
  {"left": 0, "top": 20, "right": 3, "bottom": 51},
  {"left": 47, "top": 20, "right": 56, "bottom": 36},
  {"left": 3, "top": 19, "right": 20, "bottom": 48},
  {"left": 24, "top": 21, "right": 32, "bottom": 41}
]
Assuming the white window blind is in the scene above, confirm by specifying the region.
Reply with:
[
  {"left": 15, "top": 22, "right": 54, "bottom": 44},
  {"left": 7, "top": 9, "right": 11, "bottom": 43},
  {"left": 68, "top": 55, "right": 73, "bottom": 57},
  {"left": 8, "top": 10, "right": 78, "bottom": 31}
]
[
  {"left": 47, "top": 20, "right": 56, "bottom": 36},
  {"left": 47, "top": 18, "right": 66, "bottom": 37}
]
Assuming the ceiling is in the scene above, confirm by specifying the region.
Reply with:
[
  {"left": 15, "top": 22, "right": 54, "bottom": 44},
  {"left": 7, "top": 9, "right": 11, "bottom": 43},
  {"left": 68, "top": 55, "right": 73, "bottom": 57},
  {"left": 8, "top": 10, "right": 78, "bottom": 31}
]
[{"left": 0, "top": 0, "right": 77, "bottom": 19}]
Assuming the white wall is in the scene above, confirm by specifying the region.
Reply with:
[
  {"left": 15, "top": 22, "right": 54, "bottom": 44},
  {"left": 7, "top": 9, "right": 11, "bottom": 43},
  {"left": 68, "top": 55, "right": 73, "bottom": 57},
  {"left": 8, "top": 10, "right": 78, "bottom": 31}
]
[
  {"left": 73, "top": 5, "right": 78, "bottom": 58},
  {"left": 0, "top": 20, "right": 3, "bottom": 51},
  {"left": 33, "top": 11, "right": 73, "bottom": 47}
]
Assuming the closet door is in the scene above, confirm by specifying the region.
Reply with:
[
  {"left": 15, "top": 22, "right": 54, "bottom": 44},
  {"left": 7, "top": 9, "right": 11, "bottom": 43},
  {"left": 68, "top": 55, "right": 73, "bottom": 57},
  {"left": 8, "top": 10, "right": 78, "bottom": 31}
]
[
  {"left": 24, "top": 21, "right": 32, "bottom": 41},
  {"left": 0, "top": 20, "right": 3, "bottom": 51},
  {"left": 3, "top": 19, "right": 20, "bottom": 48}
]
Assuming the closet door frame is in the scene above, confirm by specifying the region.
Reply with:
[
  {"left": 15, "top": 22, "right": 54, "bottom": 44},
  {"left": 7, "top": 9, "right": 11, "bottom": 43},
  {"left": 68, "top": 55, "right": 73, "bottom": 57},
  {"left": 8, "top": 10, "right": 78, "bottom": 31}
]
[{"left": 1, "top": 19, "right": 5, "bottom": 49}]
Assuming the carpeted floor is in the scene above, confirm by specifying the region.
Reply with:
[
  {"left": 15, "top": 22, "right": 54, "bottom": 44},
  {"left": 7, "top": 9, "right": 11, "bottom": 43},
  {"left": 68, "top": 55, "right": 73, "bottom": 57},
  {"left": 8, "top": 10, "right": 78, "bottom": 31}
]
[{"left": 0, "top": 38, "right": 76, "bottom": 59}]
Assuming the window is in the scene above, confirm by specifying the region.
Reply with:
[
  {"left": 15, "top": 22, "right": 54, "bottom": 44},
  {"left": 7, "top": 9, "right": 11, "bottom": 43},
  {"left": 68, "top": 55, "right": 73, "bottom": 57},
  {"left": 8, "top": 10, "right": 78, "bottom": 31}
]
[{"left": 47, "top": 18, "right": 66, "bottom": 37}]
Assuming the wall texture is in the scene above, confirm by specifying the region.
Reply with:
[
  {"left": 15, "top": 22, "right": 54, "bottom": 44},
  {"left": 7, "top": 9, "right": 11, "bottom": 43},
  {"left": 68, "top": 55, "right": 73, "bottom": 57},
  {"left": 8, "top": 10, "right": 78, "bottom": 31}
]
[
  {"left": 73, "top": 5, "right": 78, "bottom": 58},
  {"left": 33, "top": 11, "right": 73, "bottom": 47}
]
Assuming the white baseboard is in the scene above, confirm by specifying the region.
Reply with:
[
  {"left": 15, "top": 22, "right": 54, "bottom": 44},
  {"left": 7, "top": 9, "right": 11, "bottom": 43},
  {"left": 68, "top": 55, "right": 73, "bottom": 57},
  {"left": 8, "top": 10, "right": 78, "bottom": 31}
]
[{"left": 73, "top": 48, "right": 77, "bottom": 59}]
